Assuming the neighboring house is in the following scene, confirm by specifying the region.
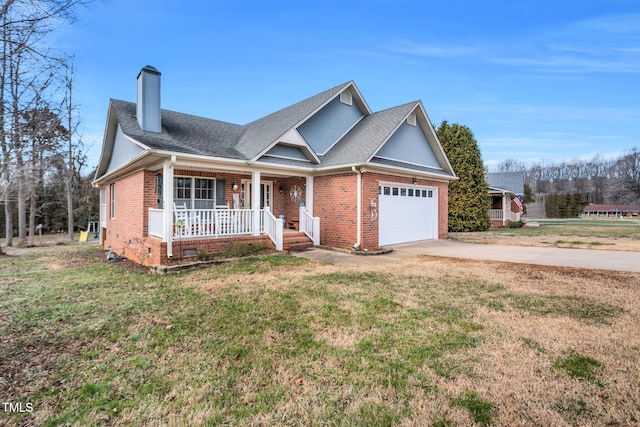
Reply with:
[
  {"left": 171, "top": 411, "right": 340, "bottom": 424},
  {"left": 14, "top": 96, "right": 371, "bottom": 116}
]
[
  {"left": 486, "top": 172, "right": 524, "bottom": 227},
  {"left": 93, "top": 66, "right": 458, "bottom": 265},
  {"left": 582, "top": 204, "right": 640, "bottom": 219}
]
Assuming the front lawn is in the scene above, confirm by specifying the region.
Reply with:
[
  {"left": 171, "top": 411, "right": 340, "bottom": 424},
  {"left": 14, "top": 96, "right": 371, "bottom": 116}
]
[
  {"left": 1, "top": 245, "right": 639, "bottom": 426},
  {"left": 451, "top": 220, "right": 640, "bottom": 251}
]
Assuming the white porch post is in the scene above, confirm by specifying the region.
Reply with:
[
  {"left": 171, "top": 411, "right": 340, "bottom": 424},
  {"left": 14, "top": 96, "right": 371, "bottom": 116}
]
[
  {"left": 305, "top": 175, "right": 314, "bottom": 214},
  {"left": 163, "top": 157, "right": 175, "bottom": 257},
  {"left": 501, "top": 192, "right": 507, "bottom": 227},
  {"left": 251, "top": 170, "right": 261, "bottom": 236}
]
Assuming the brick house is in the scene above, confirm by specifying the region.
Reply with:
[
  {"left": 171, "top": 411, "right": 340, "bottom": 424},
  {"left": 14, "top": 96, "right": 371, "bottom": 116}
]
[{"left": 92, "top": 66, "right": 458, "bottom": 265}]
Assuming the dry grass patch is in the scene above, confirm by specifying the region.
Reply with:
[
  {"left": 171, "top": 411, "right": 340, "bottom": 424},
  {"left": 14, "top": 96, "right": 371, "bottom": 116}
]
[
  {"left": 1, "top": 245, "right": 639, "bottom": 426},
  {"left": 451, "top": 220, "right": 640, "bottom": 252}
]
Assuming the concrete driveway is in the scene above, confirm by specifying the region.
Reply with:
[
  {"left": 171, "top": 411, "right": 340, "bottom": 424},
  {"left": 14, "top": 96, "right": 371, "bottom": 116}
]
[{"left": 293, "top": 239, "right": 640, "bottom": 273}]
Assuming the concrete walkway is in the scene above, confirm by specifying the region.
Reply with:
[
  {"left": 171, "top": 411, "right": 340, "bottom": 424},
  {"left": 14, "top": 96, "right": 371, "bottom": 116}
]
[{"left": 292, "top": 240, "right": 640, "bottom": 273}]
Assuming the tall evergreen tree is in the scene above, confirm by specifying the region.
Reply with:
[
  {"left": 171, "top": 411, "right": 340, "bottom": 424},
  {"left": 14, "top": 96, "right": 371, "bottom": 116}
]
[{"left": 437, "top": 121, "right": 490, "bottom": 232}]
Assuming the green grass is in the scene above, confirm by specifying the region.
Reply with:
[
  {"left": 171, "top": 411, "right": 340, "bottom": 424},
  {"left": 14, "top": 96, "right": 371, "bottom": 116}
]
[
  {"left": 450, "top": 391, "right": 494, "bottom": 425},
  {"left": 451, "top": 221, "right": 640, "bottom": 242},
  {"left": 505, "top": 292, "right": 621, "bottom": 324},
  {"left": 554, "top": 352, "right": 605, "bottom": 386},
  {"left": 0, "top": 245, "right": 629, "bottom": 426}
]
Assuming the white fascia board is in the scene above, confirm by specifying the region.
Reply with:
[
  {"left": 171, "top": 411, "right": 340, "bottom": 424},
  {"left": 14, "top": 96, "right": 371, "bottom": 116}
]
[
  {"left": 316, "top": 114, "right": 366, "bottom": 156},
  {"left": 365, "top": 162, "right": 458, "bottom": 183},
  {"left": 415, "top": 101, "right": 457, "bottom": 178},
  {"left": 367, "top": 101, "right": 458, "bottom": 180},
  {"left": 121, "top": 127, "right": 151, "bottom": 150},
  {"left": 374, "top": 155, "right": 445, "bottom": 171},
  {"left": 367, "top": 105, "right": 413, "bottom": 162},
  {"left": 94, "top": 103, "right": 119, "bottom": 182},
  {"left": 311, "top": 161, "right": 457, "bottom": 182},
  {"left": 253, "top": 128, "right": 321, "bottom": 164},
  {"left": 92, "top": 150, "right": 154, "bottom": 187},
  {"left": 347, "top": 81, "right": 373, "bottom": 115},
  {"left": 94, "top": 106, "right": 153, "bottom": 182},
  {"left": 488, "top": 186, "right": 513, "bottom": 195},
  {"left": 276, "top": 128, "right": 308, "bottom": 147},
  {"left": 154, "top": 150, "right": 316, "bottom": 177},
  {"left": 252, "top": 81, "right": 368, "bottom": 163}
]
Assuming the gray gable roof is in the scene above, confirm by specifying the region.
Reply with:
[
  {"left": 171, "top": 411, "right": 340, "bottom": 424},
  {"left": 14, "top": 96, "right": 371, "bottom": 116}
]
[
  {"left": 100, "top": 81, "right": 456, "bottom": 181},
  {"left": 237, "top": 82, "right": 353, "bottom": 159},
  {"left": 111, "top": 99, "right": 246, "bottom": 159},
  {"left": 319, "top": 102, "right": 417, "bottom": 167},
  {"left": 486, "top": 171, "right": 525, "bottom": 195}
]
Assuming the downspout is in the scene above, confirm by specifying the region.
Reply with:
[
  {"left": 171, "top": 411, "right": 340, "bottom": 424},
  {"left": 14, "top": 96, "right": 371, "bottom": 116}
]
[
  {"left": 165, "top": 155, "right": 176, "bottom": 258},
  {"left": 352, "top": 166, "right": 362, "bottom": 251}
]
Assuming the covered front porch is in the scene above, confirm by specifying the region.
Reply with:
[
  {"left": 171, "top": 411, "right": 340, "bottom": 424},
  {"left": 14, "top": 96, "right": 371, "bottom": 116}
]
[
  {"left": 489, "top": 191, "right": 521, "bottom": 227},
  {"left": 148, "top": 205, "right": 319, "bottom": 249},
  {"left": 149, "top": 159, "right": 319, "bottom": 259}
]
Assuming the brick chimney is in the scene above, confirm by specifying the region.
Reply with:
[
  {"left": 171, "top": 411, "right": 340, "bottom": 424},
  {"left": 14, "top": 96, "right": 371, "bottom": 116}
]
[{"left": 136, "top": 65, "right": 161, "bottom": 133}]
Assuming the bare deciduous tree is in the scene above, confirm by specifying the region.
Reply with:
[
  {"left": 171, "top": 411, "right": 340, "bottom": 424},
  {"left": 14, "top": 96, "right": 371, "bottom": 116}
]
[{"left": 0, "top": 0, "right": 90, "bottom": 246}]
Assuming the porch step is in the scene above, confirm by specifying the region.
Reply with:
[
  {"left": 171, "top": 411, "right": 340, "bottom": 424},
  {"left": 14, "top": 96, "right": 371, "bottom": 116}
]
[{"left": 283, "top": 232, "right": 314, "bottom": 251}]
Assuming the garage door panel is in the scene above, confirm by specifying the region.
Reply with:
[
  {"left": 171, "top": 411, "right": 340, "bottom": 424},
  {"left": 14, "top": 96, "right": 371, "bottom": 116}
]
[{"left": 379, "top": 184, "right": 437, "bottom": 246}]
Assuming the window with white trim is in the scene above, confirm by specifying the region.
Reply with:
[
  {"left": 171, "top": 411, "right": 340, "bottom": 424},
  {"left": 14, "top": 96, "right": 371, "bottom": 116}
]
[{"left": 173, "top": 177, "right": 216, "bottom": 209}]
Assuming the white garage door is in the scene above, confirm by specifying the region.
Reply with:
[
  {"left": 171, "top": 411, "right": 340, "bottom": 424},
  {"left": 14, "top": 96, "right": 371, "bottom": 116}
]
[{"left": 378, "top": 183, "right": 438, "bottom": 246}]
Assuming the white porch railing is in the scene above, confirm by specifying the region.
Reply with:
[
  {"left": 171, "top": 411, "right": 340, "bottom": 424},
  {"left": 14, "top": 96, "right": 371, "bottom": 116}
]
[
  {"left": 300, "top": 206, "right": 320, "bottom": 246},
  {"left": 490, "top": 209, "right": 504, "bottom": 220},
  {"left": 490, "top": 209, "right": 521, "bottom": 223},
  {"left": 263, "top": 207, "right": 284, "bottom": 251},
  {"left": 148, "top": 208, "right": 164, "bottom": 238},
  {"left": 173, "top": 208, "right": 255, "bottom": 238},
  {"left": 148, "top": 207, "right": 288, "bottom": 249}
]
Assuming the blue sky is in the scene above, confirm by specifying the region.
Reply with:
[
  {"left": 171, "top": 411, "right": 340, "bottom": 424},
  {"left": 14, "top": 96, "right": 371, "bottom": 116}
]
[{"left": 57, "top": 0, "right": 640, "bottom": 171}]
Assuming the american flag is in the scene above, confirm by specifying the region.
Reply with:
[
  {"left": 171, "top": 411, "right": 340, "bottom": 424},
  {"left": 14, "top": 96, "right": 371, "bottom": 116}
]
[{"left": 513, "top": 196, "right": 523, "bottom": 212}]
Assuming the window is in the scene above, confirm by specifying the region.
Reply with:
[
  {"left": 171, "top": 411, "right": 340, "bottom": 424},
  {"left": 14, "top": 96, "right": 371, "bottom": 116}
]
[
  {"left": 400, "top": 188, "right": 407, "bottom": 196},
  {"left": 408, "top": 189, "right": 414, "bottom": 197},
  {"left": 110, "top": 184, "right": 116, "bottom": 219},
  {"left": 174, "top": 177, "right": 192, "bottom": 206},
  {"left": 174, "top": 177, "right": 216, "bottom": 209},
  {"left": 383, "top": 186, "right": 390, "bottom": 195},
  {"left": 392, "top": 187, "right": 399, "bottom": 196},
  {"left": 194, "top": 178, "right": 214, "bottom": 209},
  {"left": 428, "top": 190, "right": 434, "bottom": 198}
]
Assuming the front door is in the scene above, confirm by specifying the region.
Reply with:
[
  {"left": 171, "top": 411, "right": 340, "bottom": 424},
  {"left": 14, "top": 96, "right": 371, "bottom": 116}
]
[{"left": 241, "top": 180, "right": 272, "bottom": 209}]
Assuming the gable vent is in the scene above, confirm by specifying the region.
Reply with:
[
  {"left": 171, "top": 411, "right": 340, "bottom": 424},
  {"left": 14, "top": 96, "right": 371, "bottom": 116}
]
[
  {"left": 340, "top": 89, "right": 353, "bottom": 106},
  {"left": 407, "top": 112, "right": 417, "bottom": 126}
]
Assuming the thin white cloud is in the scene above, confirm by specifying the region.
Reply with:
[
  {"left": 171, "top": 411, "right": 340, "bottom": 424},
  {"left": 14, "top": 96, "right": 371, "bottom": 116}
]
[
  {"left": 481, "top": 136, "right": 593, "bottom": 149},
  {"left": 381, "top": 13, "right": 640, "bottom": 76},
  {"left": 389, "top": 39, "right": 480, "bottom": 57},
  {"left": 572, "top": 13, "right": 640, "bottom": 34}
]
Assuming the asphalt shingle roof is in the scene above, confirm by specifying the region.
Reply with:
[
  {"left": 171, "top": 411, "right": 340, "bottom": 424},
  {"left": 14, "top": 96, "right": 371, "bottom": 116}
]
[
  {"left": 486, "top": 172, "right": 525, "bottom": 195},
  {"left": 112, "top": 100, "right": 246, "bottom": 159},
  {"left": 236, "top": 82, "right": 351, "bottom": 159},
  {"left": 107, "top": 81, "right": 454, "bottom": 179}
]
